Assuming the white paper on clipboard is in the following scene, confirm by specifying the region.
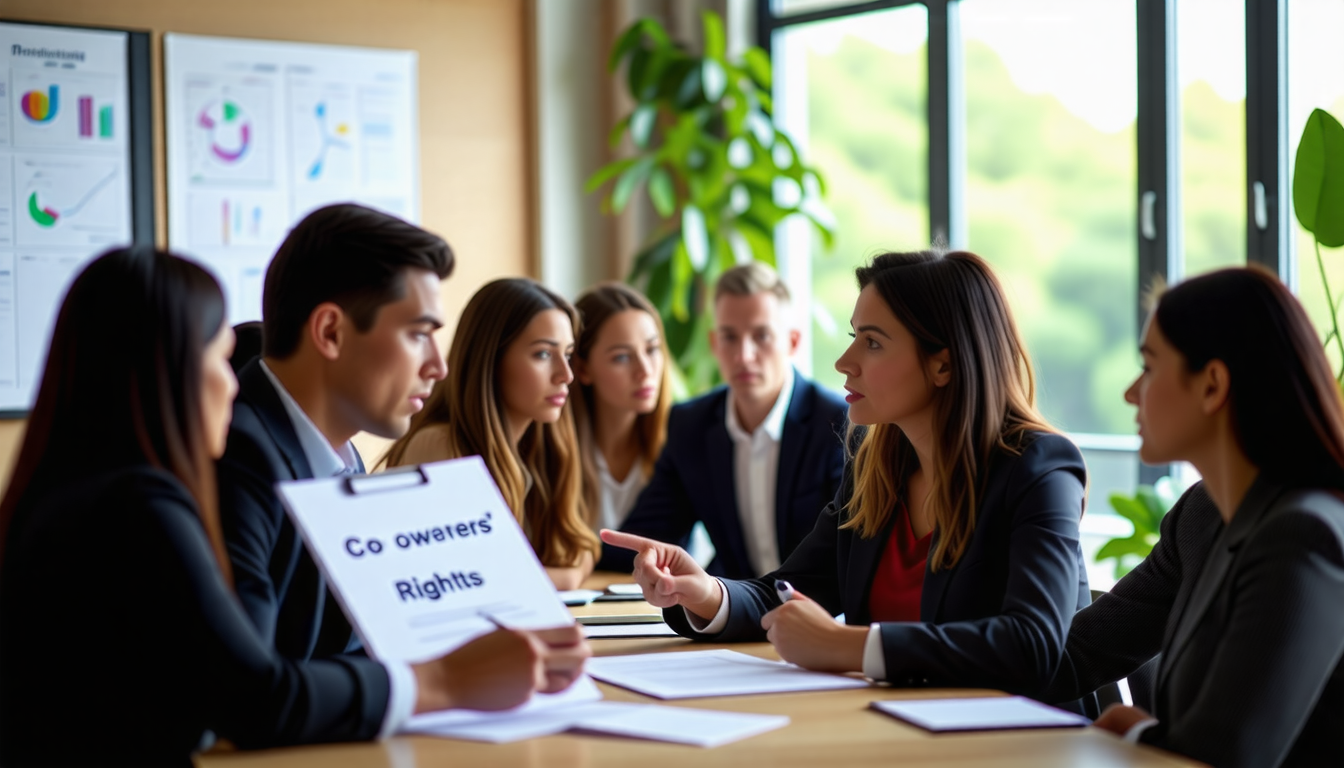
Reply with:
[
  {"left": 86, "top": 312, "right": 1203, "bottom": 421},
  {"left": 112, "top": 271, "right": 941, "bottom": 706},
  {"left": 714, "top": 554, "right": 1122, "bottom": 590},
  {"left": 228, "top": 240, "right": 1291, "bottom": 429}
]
[{"left": 276, "top": 456, "right": 574, "bottom": 664}]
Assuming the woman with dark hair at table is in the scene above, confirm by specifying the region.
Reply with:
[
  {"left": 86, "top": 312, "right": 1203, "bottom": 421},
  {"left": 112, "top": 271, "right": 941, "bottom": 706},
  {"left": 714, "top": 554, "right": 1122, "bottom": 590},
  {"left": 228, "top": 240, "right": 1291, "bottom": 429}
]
[
  {"left": 0, "top": 248, "right": 587, "bottom": 767},
  {"left": 605, "top": 250, "right": 1092, "bottom": 706},
  {"left": 1073, "top": 267, "right": 1344, "bottom": 768}
]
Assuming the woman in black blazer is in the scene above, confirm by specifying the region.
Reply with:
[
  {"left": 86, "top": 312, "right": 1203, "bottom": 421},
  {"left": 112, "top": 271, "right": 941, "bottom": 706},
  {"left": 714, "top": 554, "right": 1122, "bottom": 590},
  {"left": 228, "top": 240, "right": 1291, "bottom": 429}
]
[
  {"left": 1086, "top": 267, "right": 1344, "bottom": 768},
  {"left": 0, "top": 248, "right": 587, "bottom": 767},
  {"left": 604, "top": 250, "right": 1090, "bottom": 701}
]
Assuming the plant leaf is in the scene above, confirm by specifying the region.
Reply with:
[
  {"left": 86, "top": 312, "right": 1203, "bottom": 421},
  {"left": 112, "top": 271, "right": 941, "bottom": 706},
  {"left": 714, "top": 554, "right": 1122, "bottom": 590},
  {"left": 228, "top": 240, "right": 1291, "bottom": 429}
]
[
  {"left": 648, "top": 167, "right": 676, "bottom": 217},
  {"left": 585, "top": 156, "right": 636, "bottom": 194},
  {"left": 1095, "top": 536, "right": 1153, "bottom": 562},
  {"left": 607, "top": 22, "right": 643, "bottom": 73},
  {"left": 702, "top": 59, "right": 727, "bottom": 103},
  {"left": 630, "top": 230, "right": 679, "bottom": 280},
  {"left": 677, "top": 66, "right": 703, "bottom": 109},
  {"left": 671, "top": 240, "right": 693, "bottom": 322},
  {"left": 607, "top": 114, "right": 631, "bottom": 149},
  {"left": 702, "top": 10, "right": 726, "bottom": 61},
  {"left": 682, "top": 204, "right": 709, "bottom": 271},
  {"left": 1294, "top": 108, "right": 1344, "bottom": 247},
  {"left": 743, "top": 47, "right": 772, "bottom": 91},
  {"left": 611, "top": 157, "right": 654, "bottom": 213},
  {"left": 630, "top": 104, "right": 657, "bottom": 148}
]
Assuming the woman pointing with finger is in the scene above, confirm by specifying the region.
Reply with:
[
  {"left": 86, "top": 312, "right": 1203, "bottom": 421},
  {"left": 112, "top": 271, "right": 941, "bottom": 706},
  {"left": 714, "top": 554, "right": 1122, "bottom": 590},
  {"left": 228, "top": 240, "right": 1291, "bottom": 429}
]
[{"left": 603, "top": 249, "right": 1092, "bottom": 710}]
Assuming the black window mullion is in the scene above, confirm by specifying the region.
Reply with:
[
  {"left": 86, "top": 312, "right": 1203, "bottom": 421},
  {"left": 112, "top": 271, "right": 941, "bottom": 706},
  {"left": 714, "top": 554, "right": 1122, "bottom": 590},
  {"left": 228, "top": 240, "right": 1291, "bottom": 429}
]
[
  {"left": 1245, "top": 0, "right": 1290, "bottom": 282},
  {"left": 1136, "top": 0, "right": 1178, "bottom": 485},
  {"left": 927, "top": 0, "right": 963, "bottom": 248}
]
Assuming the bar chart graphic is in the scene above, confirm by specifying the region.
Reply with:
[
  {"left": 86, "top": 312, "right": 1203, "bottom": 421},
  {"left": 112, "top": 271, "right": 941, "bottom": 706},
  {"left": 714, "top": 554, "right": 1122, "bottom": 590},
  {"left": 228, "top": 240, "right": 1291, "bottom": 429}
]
[{"left": 77, "top": 97, "right": 114, "bottom": 139}]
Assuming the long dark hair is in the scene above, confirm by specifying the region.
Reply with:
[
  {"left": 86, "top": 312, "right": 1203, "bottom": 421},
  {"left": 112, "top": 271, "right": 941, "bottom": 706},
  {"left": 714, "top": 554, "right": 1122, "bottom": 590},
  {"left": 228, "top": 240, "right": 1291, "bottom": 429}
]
[
  {"left": 1154, "top": 266, "right": 1344, "bottom": 488},
  {"left": 0, "top": 248, "right": 231, "bottom": 580},
  {"left": 572, "top": 282, "right": 672, "bottom": 525},
  {"left": 843, "top": 250, "right": 1056, "bottom": 570},
  {"left": 383, "top": 278, "right": 598, "bottom": 566}
]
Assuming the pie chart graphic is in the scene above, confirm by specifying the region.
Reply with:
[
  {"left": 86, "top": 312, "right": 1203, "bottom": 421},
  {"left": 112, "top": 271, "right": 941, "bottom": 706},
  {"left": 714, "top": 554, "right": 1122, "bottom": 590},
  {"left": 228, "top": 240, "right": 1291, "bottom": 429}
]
[
  {"left": 21, "top": 86, "right": 59, "bottom": 123},
  {"left": 27, "top": 192, "right": 59, "bottom": 227},
  {"left": 196, "top": 99, "right": 252, "bottom": 163}
]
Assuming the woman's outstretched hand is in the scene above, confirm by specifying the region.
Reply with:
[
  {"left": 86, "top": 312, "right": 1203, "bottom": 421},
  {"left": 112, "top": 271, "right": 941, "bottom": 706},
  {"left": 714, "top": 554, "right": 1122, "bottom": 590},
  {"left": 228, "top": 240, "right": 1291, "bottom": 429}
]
[{"left": 599, "top": 529, "right": 724, "bottom": 621}]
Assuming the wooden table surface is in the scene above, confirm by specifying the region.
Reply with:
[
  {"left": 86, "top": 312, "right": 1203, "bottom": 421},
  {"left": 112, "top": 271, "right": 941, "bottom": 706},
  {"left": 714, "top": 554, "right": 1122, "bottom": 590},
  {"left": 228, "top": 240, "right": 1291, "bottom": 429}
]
[{"left": 197, "top": 573, "right": 1204, "bottom": 768}]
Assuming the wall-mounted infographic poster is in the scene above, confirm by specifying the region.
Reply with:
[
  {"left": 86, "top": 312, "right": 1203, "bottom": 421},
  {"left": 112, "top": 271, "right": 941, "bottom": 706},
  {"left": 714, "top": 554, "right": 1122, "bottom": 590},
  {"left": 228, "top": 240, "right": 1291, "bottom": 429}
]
[
  {"left": 164, "top": 34, "right": 419, "bottom": 324},
  {"left": 0, "top": 22, "right": 142, "bottom": 413}
]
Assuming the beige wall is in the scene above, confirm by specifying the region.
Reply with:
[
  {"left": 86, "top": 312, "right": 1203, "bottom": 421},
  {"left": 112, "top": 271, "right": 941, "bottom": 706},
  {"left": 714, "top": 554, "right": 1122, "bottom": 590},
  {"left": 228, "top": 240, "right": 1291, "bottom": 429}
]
[{"left": 0, "top": 0, "right": 536, "bottom": 481}]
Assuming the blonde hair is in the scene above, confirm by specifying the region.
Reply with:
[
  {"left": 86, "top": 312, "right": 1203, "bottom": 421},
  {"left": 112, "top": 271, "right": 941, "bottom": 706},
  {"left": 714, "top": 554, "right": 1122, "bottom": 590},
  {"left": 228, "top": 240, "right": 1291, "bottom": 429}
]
[
  {"left": 382, "top": 278, "right": 598, "bottom": 566},
  {"left": 714, "top": 261, "right": 791, "bottom": 305},
  {"left": 572, "top": 283, "right": 672, "bottom": 524},
  {"left": 842, "top": 251, "right": 1057, "bottom": 571}
]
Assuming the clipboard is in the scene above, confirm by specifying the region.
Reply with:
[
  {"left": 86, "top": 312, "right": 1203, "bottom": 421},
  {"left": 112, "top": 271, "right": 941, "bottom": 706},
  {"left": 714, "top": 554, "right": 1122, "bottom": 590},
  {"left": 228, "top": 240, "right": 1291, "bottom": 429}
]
[{"left": 276, "top": 456, "right": 575, "bottom": 665}]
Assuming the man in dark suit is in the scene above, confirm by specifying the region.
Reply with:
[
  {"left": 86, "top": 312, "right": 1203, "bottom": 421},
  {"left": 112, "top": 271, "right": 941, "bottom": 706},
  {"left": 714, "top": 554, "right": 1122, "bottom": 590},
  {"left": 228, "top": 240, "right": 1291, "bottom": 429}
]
[
  {"left": 218, "top": 204, "right": 461, "bottom": 687},
  {"left": 603, "top": 262, "right": 848, "bottom": 579}
]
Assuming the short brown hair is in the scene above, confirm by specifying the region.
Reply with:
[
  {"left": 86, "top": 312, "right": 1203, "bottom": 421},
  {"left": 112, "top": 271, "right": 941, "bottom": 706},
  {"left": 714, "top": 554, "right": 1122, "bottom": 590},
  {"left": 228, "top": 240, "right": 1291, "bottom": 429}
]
[{"left": 714, "top": 261, "right": 791, "bottom": 305}]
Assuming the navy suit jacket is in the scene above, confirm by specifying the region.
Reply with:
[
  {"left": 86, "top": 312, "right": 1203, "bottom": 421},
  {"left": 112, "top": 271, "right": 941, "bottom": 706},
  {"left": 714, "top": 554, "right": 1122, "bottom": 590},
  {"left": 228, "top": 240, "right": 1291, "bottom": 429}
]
[
  {"left": 665, "top": 431, "right": 1092, "bottom": 705},
  {"left": 218, "top": 359, "right": 365, "bottom": 662},
  {"left": 603, "top": 372, "right": 848, "bottom": 579}
]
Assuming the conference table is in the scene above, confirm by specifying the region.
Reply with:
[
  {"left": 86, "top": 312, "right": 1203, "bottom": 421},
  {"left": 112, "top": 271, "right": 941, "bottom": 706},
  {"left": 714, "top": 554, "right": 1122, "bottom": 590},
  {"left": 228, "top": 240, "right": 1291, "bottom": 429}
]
[{"left": 197, "top": 573, "right": 1204, "bottom": 768}]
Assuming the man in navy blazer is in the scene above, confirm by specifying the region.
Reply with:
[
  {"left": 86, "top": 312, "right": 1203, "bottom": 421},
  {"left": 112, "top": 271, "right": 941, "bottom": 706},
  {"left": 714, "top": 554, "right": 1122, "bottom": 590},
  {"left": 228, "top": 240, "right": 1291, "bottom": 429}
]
[
  {"left": 603, "top": 262, "right": 848, "bottom": 579},
  {"left": 218, "top": 204, "right": 453, "bottom": 664}
]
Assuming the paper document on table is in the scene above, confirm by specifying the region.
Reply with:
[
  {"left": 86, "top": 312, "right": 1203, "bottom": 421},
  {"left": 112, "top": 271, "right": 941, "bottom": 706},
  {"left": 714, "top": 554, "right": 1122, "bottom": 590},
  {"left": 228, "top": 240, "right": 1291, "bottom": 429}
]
[
  {"left": 574, "top": 703, "right": 788, "bottom": 747},
  {"left": 402, "top": 675, "right": 603, "bottom": 741},
  {"left": 559, "top": 589, "right": 603, "bottom": 606},
  {"left": 870, "top": 696, "right": 1091, "bottom": 732},
  {"left": 586, "top": 649, "right": 871, "bottom": 699},
  {"left": 277, "top": 458, "right": 573, "bottom": 664},
  {"left": 582, "top": 622, "right": 680, "bottom": 638},
  {"left": 405, "top": 686, "right": 787, "bottom": 747}
]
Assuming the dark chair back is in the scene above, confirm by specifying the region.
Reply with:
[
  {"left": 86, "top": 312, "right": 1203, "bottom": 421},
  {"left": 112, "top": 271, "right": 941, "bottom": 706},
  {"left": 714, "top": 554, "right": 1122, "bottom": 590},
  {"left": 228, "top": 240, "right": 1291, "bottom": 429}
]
[{"left": 230, "top": 321, "right": 263, "bottom": 374}]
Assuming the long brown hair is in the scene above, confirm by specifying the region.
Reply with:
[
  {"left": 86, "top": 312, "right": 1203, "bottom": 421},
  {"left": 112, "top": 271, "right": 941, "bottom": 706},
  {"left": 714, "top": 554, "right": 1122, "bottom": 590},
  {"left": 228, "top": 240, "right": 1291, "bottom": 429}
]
[
  {"left": 382, "top": 278, "right": 597, "bottom": 566},
  {"left": 1154, "top": 267, "right": 1344, "bottom": 488},
  {"left": 0, "top": 248, "right": 231, "bottom": 581},
  {"left": 572, "top": 283, "right": 672, "bottom": 524},
  {"left": 841, "top": 250, "right": 1056, "bottom": 571}
]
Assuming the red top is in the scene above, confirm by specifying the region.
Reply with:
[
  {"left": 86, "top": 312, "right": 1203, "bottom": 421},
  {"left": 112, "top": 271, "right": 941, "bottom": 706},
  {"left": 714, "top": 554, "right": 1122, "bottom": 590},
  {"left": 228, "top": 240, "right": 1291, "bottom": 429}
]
[{"left": 867, "top": 503, "right": 933, "bottom": 623}]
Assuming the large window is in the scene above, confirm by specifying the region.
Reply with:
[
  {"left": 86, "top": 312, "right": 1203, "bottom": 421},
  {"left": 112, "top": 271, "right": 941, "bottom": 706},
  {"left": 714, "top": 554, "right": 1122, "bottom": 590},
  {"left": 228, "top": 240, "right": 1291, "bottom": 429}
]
[
  {"left": 762, "top": 0, "right": 1307, "bottom": 588},
  {"left": 1178, "top": 0, "right": 1246, "bottom": 277},
  {"left": 775, "top": 6, "right": 929, "bottom": 390},
  {"left": 962, "top": 0, "right": 1137, "bottom": 436}
]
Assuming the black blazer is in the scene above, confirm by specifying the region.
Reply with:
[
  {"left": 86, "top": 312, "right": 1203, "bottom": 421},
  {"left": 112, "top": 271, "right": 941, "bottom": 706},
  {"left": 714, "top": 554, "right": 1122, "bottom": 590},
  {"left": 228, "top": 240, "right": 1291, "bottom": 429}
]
[
  {"left": 218, "top": 359, "right": 364, "bottom": 661},
  {"left": 0, "top": 467, "right": 388, "bottom": 767},
  {"left": 666, "top": 431, "right": 1091, "bottom": 702},
  {"left": 602, "top": 372, "right": 848, "bottom": 578},
  {"left": 1137, "top": 480, "right": 1344, "bottom": 768},
  {"left": 1045, "top": 483, "right": 1222, "bottom": 714}
]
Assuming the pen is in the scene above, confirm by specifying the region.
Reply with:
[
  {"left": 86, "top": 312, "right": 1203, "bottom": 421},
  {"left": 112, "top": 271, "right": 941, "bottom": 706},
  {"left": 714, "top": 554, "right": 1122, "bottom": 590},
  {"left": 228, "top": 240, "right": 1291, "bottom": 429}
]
[
  {"left": 479, "top": 611, "right": 510, "bottom": 630},
  {"left": 775, "top": 579, "right": 795, "bottom": 604}
]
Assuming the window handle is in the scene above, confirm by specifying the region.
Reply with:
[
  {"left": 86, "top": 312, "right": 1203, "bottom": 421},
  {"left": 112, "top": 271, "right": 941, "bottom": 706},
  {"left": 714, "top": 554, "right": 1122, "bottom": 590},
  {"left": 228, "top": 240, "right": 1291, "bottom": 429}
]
[
  {"left": 1253, "top": 181, "right": 1268, "bottom": 231},
  {"left": 1140, "top": 191, "right": 1157, "bottom": 241}
]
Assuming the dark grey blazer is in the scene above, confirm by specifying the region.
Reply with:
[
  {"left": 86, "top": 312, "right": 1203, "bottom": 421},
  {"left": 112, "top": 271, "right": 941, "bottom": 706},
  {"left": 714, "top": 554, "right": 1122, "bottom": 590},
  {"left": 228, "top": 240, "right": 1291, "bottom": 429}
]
[
  {"left": 1051, "top": 480, "right": 1344, "bottom": 768},
  {"left": 665, "top": 431, "right": 1091, "bottom": 703},
  {"left": 1142, "top": 479, "right": 1344, "bottom": 767},
  {"left": 1046, "top": 483, "right": 1222, "bottom": 711}
]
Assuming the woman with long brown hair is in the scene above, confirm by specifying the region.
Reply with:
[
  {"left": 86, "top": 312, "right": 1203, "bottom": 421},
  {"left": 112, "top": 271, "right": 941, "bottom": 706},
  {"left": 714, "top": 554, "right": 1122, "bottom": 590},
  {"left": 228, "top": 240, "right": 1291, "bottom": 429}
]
[
  {"left": 605, "top": 250, "right": 1091, "bottom": 706},
  {"left": 1070, "top": 267, "right": 1344, "bottom": 768},
  {"left": 571, "top": 282, "right": 672, "bottom": 533},
  {"left": 0, "top": 249, "right": 588, "bottom": 767},
  {"left": 384, "top": 278, "right": 598, "bottom": 590}
]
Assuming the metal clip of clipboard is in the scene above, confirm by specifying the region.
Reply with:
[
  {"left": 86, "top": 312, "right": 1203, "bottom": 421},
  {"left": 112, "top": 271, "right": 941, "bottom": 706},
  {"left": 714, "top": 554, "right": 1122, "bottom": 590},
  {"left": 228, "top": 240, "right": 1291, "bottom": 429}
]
[{"left": 340, "top": 464, "right": 430, "bottom": 496}]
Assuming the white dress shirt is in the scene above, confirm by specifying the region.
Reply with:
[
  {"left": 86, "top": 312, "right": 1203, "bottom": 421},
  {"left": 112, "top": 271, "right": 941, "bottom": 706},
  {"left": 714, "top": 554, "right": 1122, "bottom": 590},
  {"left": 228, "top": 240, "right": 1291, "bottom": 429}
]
[
  {"left": 724, "top": 367, "right": 794, "bottom": 576},
  {"left": 259, "top": 362, "right": 417, "bottom": 737},
  {"left": 594, "top": 452, "right": 648, "bottom": 532}
]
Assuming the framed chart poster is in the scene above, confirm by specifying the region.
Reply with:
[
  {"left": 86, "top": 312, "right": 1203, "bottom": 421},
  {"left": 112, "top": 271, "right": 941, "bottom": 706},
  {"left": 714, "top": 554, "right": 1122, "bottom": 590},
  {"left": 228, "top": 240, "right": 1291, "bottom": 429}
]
[
  {"left": 164, "top": 33, "right": 419, "bottom": 324},
  {"left": 0, "top": 20, "right": 153, "bottom": 415}
]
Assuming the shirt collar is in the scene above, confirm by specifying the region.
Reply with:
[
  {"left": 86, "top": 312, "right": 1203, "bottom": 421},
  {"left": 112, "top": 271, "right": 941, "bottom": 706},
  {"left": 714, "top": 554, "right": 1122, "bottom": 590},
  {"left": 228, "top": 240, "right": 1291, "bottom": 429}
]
[
  {"left": 725, "top": 366, "right": 795, "bottom": 442},
  {"left": 259, "top": 360, "right": 360, "bottom": 478}
]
